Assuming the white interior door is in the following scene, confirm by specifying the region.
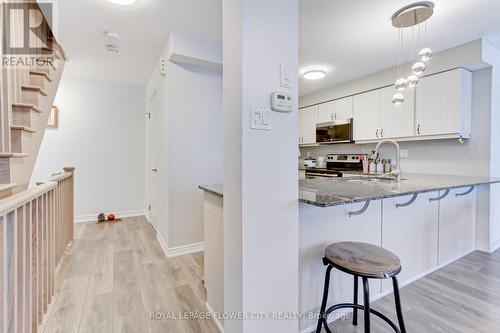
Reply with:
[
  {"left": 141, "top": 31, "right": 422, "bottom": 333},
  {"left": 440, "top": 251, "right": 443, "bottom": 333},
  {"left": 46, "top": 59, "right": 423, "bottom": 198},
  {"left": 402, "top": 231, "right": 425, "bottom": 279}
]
[{"left": 148, "top": 92, "right": 160, "bottom": 231}]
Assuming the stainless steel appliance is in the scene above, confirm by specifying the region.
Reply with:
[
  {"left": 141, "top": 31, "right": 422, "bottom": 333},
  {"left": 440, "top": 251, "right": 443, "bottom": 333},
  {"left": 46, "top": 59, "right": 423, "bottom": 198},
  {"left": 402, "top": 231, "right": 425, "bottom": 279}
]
[
  {"left": 304, "top": 153, "right": 364, "bottom": 179},
  {"left": 316, "top": 119, "right": 353, "bottom": 144}
]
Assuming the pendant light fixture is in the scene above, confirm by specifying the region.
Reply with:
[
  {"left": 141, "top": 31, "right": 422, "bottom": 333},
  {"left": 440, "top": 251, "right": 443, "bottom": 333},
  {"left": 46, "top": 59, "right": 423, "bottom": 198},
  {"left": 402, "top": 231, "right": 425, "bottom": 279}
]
[{"left": 391, "top": 1, "right": 434, "bottom": 105}]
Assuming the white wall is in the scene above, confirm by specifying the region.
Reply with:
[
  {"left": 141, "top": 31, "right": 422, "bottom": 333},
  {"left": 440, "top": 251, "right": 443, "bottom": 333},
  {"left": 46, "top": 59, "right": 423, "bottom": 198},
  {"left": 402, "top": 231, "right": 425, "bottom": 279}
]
[
  {"left": 146, "top": 32, "right": 223, "bottom": 250},
  {"left": 32, "top": 77, "right": 146, "bottom": 221},
  {"left": 223, "top": 0, "right": 299, "bottom": 332}
]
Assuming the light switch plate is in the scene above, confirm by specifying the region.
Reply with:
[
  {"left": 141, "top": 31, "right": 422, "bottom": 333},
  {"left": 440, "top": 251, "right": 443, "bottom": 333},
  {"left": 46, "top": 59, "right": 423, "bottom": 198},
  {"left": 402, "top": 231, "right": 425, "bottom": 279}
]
[
  {"left": 280, "top": 64, "right": 291, "bottom": 88},
  {"left": 251, "top": 106, "right": 271, "bottom": 130}
]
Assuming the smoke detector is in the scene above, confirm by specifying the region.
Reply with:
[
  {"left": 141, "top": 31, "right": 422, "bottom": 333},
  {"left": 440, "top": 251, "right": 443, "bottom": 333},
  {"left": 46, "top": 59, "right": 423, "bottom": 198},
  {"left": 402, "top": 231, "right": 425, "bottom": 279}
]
[{"left": 106, "top": 45, "right": 120, "bottom": 55}]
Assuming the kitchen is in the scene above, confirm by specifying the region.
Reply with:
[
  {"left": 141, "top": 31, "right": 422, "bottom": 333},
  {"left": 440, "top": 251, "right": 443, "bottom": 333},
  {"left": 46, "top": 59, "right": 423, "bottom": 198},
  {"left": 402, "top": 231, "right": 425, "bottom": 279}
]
[{"left": 200, "top": 1, "right": 500, "bottom": 332}]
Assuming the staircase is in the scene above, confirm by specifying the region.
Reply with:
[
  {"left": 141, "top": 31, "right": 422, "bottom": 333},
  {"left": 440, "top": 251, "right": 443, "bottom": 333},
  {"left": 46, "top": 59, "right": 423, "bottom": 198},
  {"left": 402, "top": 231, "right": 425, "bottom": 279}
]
[
  {"left": 0, "top": 2, "right": 74, "bottom": 333},
  {"left": 0, "top": 1, "right": 67, "bottom": 199}
]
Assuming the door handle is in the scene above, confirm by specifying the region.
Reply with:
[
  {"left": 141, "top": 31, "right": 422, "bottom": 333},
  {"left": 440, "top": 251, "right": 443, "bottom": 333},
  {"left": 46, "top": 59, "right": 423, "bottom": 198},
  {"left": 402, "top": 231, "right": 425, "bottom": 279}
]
[
  {"left": 376, "top": 129, "right": 379, "bottom": 138},
  {"left": 380, "top": 129, "right": 384, "bottom": 137},
  {"left": 417, "top": 124, "right": 421, "bottom": 135},
  {"left": 152, "top": 169, "right": 158, "bottom": 172}
]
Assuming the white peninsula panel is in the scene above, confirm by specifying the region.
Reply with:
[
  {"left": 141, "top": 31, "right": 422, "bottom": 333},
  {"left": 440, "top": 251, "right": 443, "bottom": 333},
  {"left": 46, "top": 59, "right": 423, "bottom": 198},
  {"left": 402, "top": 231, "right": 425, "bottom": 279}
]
[{"left": 299, "top": 200, "right": 382, "bottom": 332}]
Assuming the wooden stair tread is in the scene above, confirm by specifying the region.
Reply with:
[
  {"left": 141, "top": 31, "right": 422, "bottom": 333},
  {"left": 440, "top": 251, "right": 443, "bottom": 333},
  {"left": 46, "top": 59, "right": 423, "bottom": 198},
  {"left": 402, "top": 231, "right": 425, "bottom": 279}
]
[
  {"left": 21, "top": 85, "right": 48, "bottom": 96},
  {"left": 11, "top": 125, "right": 36, "bottom": 133},
  {"left": 0, "top": 153, "right": 27, "bottom": 158},
  {"left": 12, "top": 103, "right": 43, "bottom": 113},
  {"left": 30, "top": 70, "right": 53, "bottom": 82},
  {"left": 0, "top": 183, "right": 17, "bottom": 192}
]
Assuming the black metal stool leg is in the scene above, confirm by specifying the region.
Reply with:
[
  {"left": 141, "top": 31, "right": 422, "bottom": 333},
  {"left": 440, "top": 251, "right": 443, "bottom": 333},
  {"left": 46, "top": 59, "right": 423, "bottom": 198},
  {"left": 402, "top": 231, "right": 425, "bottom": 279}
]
[
  {"left": 353, "top": 276, "right": 358, "bottom": 326},
  {"left": 316, "top": 265, "right": 333, "bottom": 333},
  {"left": 392, "top": 277, "right": 406, "bottom": 333},
  {"left": 362, "top": 277, "right": 370, "bottom": 333}
]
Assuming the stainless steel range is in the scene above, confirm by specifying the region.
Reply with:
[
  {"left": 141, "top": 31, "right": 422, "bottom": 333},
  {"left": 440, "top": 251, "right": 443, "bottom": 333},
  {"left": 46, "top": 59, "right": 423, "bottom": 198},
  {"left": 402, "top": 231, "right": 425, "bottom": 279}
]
[{"left": 305, "top": 154, "right": 365, "bottom": 179}]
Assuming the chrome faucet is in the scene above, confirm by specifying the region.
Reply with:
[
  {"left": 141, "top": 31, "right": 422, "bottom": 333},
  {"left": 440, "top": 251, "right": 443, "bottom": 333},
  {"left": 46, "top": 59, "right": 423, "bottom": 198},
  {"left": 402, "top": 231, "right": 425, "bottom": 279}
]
[{"left": 375, "top": 139, "right": 401, "bottom": 183}]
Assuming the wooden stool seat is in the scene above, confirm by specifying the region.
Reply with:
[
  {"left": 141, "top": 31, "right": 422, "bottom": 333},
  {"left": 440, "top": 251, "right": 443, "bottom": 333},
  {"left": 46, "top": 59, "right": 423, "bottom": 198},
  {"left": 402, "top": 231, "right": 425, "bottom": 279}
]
[
  {"left": 325, "top": 241, "right": 402, "bottom": 279},
  {"left": 317, "top": 241, "right": 407, "bottom": 333}
]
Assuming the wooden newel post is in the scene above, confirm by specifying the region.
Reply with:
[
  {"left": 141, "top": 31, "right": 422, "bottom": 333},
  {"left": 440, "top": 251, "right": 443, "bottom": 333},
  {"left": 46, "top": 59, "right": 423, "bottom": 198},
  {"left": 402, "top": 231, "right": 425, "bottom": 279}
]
[
  {"left": 63, "top": 167, "right": 75, "bottom": 240},
  {"left": 63, "top": 167, "right": 75, "bottom": 174}
]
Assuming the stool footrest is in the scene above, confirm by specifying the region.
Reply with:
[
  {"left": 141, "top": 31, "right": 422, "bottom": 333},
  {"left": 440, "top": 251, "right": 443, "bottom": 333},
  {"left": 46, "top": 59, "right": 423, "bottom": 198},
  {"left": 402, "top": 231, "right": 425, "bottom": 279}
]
[{"left": 321, "top": 303, "right": 401, "bottom": 333}]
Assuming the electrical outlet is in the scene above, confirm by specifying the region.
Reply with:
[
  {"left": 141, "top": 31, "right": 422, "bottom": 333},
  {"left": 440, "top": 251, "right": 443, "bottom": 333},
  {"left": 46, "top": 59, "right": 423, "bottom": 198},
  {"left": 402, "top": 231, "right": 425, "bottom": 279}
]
[{"left": 400, "top": 149, "right": 409, "bottom": 158}]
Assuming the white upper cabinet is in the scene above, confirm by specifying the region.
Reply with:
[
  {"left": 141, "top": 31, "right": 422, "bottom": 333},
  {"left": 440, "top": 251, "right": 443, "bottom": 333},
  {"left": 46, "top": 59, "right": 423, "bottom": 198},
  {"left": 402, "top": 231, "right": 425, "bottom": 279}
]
[
  {"left": 299, "top": 105, "right": 318, "bottom": 145},
  {"left": 333, "top": 97, "right": 353, "bottom": 120},
  {"left": 353, "top": 90, "right": 380, "bottom": 141},
  {"left": 415, "top": 68, "right": 472, "bottom": 138},
  {"left": 379, "top": 86, "right": 415, "bottom": 139},
  {"left": 299, "top": 68, "right": 472, "bottom": 144},
  {"left": 318, "top": 101, "right": 335, "bottom": 123},
  {"left": 317, "top": 97, "right": 353, "bottom": 123}
]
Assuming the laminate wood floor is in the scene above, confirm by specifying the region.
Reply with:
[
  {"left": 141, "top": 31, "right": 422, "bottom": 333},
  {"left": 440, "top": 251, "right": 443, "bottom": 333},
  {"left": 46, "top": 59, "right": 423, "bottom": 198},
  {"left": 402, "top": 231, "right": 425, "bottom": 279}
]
[
  {"left": 42, "top": 216, "right": 219, "bottom": 333},
  {"left": 42, "top": 216, "right": 500, "bottom": 333},
  {"left": 322, "top": 250, "right": 500, "bottom": 332}
]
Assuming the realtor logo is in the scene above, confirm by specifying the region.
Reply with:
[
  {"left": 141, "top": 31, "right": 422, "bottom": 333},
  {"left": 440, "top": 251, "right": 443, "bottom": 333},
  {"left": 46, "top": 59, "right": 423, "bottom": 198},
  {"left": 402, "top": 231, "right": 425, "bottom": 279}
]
[{"left": 2, "top": 1, "right": 53, "bottom": 55}]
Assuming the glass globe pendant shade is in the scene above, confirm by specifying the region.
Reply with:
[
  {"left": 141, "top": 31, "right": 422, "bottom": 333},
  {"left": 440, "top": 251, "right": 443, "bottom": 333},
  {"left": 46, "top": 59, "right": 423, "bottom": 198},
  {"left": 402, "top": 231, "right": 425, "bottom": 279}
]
[
  {"left": 407, "top": 74, "right": 419, "bottom": 88},
  {"left": 412, "top": 61, "right": 426, "bottom": 76},
  {"left": 395, "top": 78, "right": 408, "bottom": 91},
  {"left": 419, "top": 47, "right": 433, "bottom": 62},
  {"left": 392, "top": 93, "right": 405, "bottom": 105}
]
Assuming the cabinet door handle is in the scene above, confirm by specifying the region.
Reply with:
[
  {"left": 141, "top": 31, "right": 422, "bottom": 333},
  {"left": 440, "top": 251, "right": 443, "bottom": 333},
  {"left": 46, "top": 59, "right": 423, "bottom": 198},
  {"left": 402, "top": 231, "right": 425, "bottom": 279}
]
[
  {"left": 331, "top": 113, "right": 334, "bottom": 120},
  {"left": 417, "top": 124, "right": 421, "bottom": 135},
  {"left": 376, "top": 129, "right": 379, "bottom": 138},
  {"left": 381, "top": 129, "right": 384, "bottom": 137},
  {"left": 334, "top": 112, "right": 337, "bottom": 120}
]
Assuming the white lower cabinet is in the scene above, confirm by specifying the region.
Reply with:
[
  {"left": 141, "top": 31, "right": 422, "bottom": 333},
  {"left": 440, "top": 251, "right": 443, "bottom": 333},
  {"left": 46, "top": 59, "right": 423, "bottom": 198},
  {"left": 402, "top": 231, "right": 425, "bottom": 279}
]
[
  {"left": 381, "top": 192, "right": 439, "bottom": 292},
  {"left": 438, "top": 187, "right": 476, "bottom": 265}
]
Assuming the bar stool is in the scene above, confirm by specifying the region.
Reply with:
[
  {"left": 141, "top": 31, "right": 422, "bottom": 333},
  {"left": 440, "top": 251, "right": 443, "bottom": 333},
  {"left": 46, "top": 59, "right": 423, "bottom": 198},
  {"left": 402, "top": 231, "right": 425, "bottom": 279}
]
[{"left": 316, "top": 241, "right": 406, "bottom": 333}]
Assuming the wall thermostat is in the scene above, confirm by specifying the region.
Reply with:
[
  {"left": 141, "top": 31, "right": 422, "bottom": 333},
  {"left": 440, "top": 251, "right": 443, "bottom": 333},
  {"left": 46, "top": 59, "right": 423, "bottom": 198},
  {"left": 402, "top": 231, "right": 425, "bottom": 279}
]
[{"left": 271, "top": 92, "right": 293, "bottom": 112}]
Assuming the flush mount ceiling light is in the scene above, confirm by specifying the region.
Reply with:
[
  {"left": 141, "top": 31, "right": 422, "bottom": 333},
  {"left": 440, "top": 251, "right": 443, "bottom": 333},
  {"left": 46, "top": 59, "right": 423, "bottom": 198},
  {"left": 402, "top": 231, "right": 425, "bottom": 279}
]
[
  {"left": 391, "top": 2, "right": 434, "bottom": 105},
  {"left": 105, "top": 31, "right": 120, "bottom": 40},
  {"left": 303, "top": 66, "right": 327, "bottom": 80},
  {"left": 107, "top": 0, "right": 137, "bottom": 5}
]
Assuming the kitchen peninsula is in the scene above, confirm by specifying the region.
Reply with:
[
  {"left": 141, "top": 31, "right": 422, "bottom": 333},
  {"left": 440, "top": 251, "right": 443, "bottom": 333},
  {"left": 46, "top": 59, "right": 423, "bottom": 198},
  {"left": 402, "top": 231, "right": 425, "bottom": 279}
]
[{"left": 200, "top": 173, "right": 499, "bottom": 332}]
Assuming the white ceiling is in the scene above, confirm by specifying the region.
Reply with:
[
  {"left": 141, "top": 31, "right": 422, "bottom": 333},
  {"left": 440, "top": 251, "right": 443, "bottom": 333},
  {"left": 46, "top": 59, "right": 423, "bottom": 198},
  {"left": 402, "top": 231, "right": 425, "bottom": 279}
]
[
  {"left": 56, "top": 0, "right": 500, "bottom": 91},
  {"left": 57, "top": 0, "right": 222, "bottom": 86},
  {"left": 299, "top": 0, "right": 500, "bottom": 96}
]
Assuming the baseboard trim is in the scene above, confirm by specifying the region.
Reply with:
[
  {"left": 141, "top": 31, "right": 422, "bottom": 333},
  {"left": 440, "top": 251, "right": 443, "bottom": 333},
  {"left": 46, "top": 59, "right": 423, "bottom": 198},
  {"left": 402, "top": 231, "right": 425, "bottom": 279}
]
[
  {"left": 299, "top": 247, "right": 476, "bottom": 333},
  {"left": 75, "top": 210, "right": 145, "bottom": 223},
  {"left": 205, "top": 302, "right": 224, "bottom": 333},
  {"left": 166, "top": 242, "right": 204, "bottom": 258},
  {"left": 155, "top": 230, "right": 204, "bottom": 258},
  {"left": 477, "top": 239, "right": 500, "bottom": 253}
]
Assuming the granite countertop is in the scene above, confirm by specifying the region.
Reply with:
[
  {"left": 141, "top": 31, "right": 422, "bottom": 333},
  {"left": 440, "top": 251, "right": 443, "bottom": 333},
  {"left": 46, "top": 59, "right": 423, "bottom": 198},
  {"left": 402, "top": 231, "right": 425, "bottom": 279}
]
[
  {"left": 300, "top": 173, "right": 500, "bottom": 207},
  {"left": 200, "top": 174, "right": 500, "bottom": 208},
  {"left": 199, "top": 184, "right": 224, "bottom": 197}
]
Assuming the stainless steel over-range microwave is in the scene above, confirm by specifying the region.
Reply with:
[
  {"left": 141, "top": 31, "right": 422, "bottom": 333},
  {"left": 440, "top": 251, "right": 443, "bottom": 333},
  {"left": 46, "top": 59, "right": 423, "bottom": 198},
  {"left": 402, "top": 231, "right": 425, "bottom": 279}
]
[{"left": 316, "top": 119, "right": 354, "bottom": 144}]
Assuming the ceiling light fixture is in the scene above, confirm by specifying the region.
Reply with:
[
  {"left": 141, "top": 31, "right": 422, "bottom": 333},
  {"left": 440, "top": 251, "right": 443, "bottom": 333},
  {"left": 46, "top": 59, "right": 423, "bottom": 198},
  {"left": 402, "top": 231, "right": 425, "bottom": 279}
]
[
  {"left": 303, "top": 66, "right": 327, "bottom": 80},
  {"left": 107, "top": 0, "right": 137, "bottom": 5},
  {"left": 105, "top": 31, "right": 120, "bottom": 40},
  {"left": 391, "top": 1, "right": 434, "bottom": 105}
]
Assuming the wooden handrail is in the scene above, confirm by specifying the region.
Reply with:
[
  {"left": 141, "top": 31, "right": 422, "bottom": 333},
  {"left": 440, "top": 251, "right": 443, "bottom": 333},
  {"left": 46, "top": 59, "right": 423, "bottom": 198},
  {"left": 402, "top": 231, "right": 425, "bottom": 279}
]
[{"left": 0, "top": 181, "right": 56, "bottom": 216}]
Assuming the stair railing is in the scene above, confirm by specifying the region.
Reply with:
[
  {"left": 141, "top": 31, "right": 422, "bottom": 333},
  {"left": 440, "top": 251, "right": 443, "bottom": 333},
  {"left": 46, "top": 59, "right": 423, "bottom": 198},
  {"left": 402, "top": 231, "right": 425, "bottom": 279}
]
[{"left": 0, "top": 167, "right": 75, "bottom": 333}]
